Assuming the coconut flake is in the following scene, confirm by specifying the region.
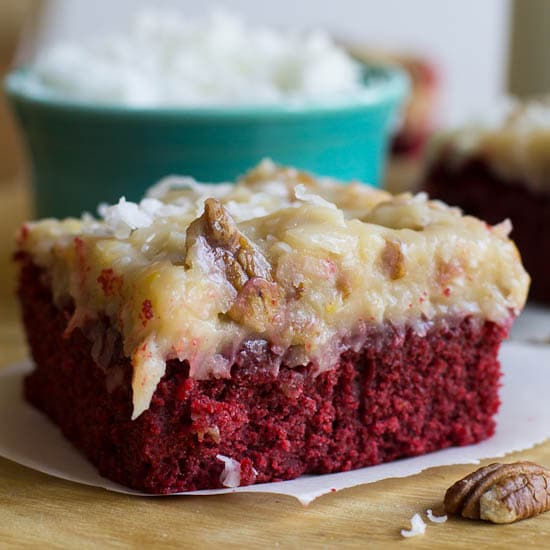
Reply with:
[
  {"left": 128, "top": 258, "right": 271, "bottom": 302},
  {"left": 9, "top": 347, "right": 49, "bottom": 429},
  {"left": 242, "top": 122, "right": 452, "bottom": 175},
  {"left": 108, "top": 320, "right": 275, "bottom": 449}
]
[
  {"left": 97, "top": 195, "right": 193, "bottom": 240},
  {"left": 146, "top": 175, "right": 233, "bottom": 201},
  {"left": 146, "top": 176, "right": 201, "bottom": 199},
  {"left": 492, "top": 218, "right": 513, "bottom": 239},
  {"left": 138, "top": 197, "right": 185, "bottom": 218},
  {"left": 99, "top": 197, "right": 154, "bottom": 239},
  {"left": 294, "top": 184, "right": 337, "bottom": 210},
  {"left": 216, "top": 454, "right": 241, "bottom": 488},
  {"left": 400, "top": 513, "right": 426, "bottom": 538},
  {"left": 426, "top": 509, "right": 448, "bottom": 523},
  {"left": 131, "top": 337, "right": 167, "bottom": 420}
]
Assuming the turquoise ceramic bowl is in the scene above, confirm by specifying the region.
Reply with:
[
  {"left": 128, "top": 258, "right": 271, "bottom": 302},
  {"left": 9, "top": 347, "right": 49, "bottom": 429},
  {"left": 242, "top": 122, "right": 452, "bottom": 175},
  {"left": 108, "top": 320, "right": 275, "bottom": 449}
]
[{"left": 5, "top": 65, "right": 408, "bottom": 218}]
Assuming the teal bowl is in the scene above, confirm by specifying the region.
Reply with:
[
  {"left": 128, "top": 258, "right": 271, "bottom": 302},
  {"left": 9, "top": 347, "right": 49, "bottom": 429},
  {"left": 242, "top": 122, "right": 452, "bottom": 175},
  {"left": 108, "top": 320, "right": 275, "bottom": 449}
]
[{"left": 5, "top": 65, "right": 408, "bottom": 218}]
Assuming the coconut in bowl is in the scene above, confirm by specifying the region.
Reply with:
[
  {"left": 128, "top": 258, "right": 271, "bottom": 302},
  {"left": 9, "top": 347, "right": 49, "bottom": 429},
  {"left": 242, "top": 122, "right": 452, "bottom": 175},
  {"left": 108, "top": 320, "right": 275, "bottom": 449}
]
[{"left": 5, "top": 10, "right": 408, "bottom": 218}]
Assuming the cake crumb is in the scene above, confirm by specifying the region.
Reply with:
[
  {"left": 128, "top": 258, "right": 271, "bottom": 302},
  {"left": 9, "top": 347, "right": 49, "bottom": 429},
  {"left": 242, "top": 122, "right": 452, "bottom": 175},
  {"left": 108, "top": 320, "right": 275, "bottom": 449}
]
[
  {"left": 426, "top": 509, "right": 448, "bottom": 523},
  {"left": 401, "top": 513, "right": 426, "bottom": 538}
]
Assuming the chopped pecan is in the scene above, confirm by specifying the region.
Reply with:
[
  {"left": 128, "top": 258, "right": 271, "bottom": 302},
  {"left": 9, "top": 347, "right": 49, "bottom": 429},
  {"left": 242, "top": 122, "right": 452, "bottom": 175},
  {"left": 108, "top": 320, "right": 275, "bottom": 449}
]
[
  {"left": 185, "top": 198, "right": 272, "bottom": 290},
  {"left": 336, "top": 275, "right": 352, "bottom": 299},
  {"left": 380, "top": 239, "right": 406, "bottom": 280},
  {"left": 228, "top": 277, "right": 283, "bottom": 333},
  {"left": 444, "top": 462, "right": 550, "bottom": 524},
  {"left": 200, "top": 198, "right": 241, "bottom": 249},
  {"left": 186, "top": 199, "right": 281, "bottom": 331}
]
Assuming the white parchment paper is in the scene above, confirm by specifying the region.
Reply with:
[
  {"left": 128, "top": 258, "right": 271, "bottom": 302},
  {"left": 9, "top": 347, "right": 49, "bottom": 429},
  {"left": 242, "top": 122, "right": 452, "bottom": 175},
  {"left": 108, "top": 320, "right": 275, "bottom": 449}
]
[
  {"left": 511, "top": 305, "right": 550, "bottom": 344},
  {"left": 1, "top": 341, "right": 549, "bottom": 505}
]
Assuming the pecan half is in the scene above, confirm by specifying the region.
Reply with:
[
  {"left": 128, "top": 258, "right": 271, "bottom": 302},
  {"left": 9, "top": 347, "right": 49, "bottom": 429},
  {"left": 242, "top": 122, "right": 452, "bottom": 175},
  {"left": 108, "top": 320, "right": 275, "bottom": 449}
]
[{"left": 444, "top": 462, "right": 550, "bottom": 524}]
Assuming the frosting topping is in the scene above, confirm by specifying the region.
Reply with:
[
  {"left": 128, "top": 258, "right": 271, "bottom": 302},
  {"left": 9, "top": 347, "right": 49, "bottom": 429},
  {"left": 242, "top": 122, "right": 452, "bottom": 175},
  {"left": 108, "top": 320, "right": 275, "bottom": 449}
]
[{"left": 17, "top": 160, "right": 529, "bottom": 418}]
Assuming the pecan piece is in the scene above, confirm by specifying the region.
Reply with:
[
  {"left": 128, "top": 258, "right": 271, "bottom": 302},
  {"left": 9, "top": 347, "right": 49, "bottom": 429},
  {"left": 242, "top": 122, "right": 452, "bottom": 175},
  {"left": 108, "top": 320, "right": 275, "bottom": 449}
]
[
  {"left": 380, "top": 239, "right": 406, "bottom": 280},
  {"left": 185, "top": 198, "right": 272, "bottom": 289},
  {"left": 186, "top": 199, "right": 281, "bottom": 330},
  {"left": 227, "top": 277, "right": 283, "bottom": 333},
  {"left": 444, "top": 462, "right": 550, "bottom": 524}
]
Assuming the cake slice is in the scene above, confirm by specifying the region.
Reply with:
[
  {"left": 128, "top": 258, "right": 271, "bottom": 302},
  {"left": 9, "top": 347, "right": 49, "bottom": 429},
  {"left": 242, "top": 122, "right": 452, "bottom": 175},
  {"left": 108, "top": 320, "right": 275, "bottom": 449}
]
[
  {"left": 15, "top": 160, "right": 529, "bottom": 494},
  {"left": 423, "top": 98, "right": 550, "bottom": 303}
]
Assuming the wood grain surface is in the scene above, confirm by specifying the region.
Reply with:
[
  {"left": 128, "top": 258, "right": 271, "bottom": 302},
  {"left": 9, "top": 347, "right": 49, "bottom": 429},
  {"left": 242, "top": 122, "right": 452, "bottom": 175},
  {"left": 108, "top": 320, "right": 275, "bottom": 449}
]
[{"left": 1, "top": 181, "right": 550, "bottom": 549}]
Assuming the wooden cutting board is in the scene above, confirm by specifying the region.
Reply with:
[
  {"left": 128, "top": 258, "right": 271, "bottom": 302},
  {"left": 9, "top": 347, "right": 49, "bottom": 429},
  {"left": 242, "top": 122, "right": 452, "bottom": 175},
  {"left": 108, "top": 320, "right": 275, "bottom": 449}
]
[{"left": 1, "top": 181, "right": 549, "bottom": 549}]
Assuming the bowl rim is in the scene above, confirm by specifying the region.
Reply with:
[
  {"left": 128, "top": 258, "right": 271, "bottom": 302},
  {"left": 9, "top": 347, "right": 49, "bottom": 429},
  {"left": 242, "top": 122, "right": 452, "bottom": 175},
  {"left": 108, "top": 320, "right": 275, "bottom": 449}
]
[{"left": 4, "top": 64, "right": 409, "bottom": 119}]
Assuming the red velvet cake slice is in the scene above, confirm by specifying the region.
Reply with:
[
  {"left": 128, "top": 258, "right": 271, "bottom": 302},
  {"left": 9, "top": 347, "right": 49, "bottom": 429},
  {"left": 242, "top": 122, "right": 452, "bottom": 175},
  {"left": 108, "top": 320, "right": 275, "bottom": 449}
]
[
  {"left": 423, "top": 98, "right": 550, "bottom": 303},
  {"left": 16, "top": 160, "right": 529, "bottom": 494}
]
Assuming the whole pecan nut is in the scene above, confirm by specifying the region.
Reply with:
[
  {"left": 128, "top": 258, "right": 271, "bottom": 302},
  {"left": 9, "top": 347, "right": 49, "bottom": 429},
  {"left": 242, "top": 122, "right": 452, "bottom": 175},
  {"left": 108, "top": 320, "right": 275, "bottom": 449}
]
[{"left": 444, "top": 462, "right": 550, "bottom": 524}]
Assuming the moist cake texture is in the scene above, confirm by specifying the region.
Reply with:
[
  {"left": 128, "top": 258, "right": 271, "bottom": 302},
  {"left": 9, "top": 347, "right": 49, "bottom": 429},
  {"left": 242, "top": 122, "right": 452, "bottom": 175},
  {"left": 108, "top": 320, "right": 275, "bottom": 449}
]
[
  {"left": 16, "top": 160, "right": 529, "bottom": 493},
  {"left": 424, "top": 98, "right": 549, "bottom": 302}
]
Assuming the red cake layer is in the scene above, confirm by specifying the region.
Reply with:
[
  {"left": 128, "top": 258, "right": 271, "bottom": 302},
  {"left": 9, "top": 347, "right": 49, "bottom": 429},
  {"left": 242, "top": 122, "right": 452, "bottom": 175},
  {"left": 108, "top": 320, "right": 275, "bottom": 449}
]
[
  {"left": 425, "top": 157, "right": 550, "bottom": 304},
  {"left": 18, "top": 259, "right": 508, "bottom": 494}
]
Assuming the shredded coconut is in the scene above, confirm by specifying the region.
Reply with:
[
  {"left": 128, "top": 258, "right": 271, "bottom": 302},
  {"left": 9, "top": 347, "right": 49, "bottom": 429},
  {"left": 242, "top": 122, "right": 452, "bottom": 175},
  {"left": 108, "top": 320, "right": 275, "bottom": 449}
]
[
  {"left": 99, "top": 197, "right": 155, "bottom": 239},
  {"left": 216, "top": 454, "right": 241, "bottom": 488},
  {"left": 401, "top": 513, "right": 426, "bottom": 538},
  {"left": 426, "top": 509, "right": 448, "bottom": 523},
  {"left": 98, "top": 195, "right": 198, "bottom": 240},
  {"left": 29, "top": 10, "right": 363, "bottom": 107}
]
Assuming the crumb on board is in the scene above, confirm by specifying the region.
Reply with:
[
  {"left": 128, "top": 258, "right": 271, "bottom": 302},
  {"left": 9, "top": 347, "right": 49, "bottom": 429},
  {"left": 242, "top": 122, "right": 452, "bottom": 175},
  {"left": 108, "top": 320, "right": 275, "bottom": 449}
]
[
  {"left": 426, "top": 509, "right": 448, "bottom": 523},
  {"left": 401, "top": 513, "right": 426, "bottom": 538}
]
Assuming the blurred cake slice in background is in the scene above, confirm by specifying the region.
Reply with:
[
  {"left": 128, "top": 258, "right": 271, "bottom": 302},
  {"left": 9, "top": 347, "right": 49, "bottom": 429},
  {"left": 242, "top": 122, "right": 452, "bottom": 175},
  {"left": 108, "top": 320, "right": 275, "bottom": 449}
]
[{"left": 423, "top": 98, "right": 550, "bottom": 304}]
